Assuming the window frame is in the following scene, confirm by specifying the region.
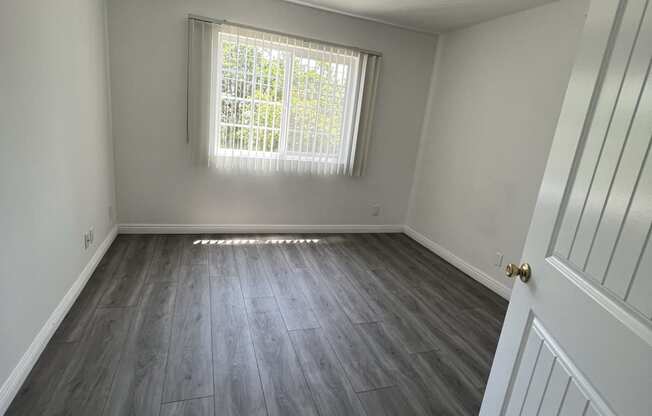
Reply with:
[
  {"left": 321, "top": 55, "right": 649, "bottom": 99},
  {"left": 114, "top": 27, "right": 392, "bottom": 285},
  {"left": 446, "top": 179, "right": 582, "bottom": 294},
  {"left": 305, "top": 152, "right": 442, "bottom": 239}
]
[{"left": 213, "top": 31, "right": 359, "bottom": 166}]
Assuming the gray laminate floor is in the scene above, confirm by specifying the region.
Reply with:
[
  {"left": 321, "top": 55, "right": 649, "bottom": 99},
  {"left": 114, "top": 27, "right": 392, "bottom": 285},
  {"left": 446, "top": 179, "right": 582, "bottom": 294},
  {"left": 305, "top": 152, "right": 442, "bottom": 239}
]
[{"left": 7, "top": 233, "right": 507, "bottom": 416}]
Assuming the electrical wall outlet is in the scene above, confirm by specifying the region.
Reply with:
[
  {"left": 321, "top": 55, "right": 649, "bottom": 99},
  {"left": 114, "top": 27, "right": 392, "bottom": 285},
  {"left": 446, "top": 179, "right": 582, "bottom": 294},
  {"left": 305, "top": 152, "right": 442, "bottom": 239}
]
[
  {"left": 494, "top": 251, "right": 504, "bottom": 267},
  {"left": 372, "top": 204, "right": 381, "bottom": 217},
  {"left": 83, "top": 227, "right": 95, "bottom": 250}
]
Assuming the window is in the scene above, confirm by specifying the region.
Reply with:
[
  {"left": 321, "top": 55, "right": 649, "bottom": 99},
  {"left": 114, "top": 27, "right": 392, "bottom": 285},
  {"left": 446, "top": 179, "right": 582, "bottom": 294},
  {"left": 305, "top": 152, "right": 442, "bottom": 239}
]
[{"left": 187, "top": 19, "right": 381, "bottom": 175}]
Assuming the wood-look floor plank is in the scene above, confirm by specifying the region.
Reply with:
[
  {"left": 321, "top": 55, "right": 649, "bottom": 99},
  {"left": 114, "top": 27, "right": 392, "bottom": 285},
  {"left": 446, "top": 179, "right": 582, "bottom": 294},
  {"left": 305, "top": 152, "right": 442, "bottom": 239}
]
[
  {"left": 375, "top": 240, "right": 471, "bottom": 307},
  {"left": 258, "top": 243, "right": 320, "bottom": 331},
  {"left": 148, "top": 235, "right": 184, "bottom": 282},
  {"left": 336, "top": 234, "right": 386, "bottom": 270},
  {"left": 358, "top": 386, "right": 421, "bottom": 416},
  {"left": 449, "top": 307, "right": 503, "bottom": 369},
  {"left": 386, "top": 233, "right": 508, "bottom": 315},
  {"left": 279, "top": 235, "right": 309, "bottom": 269},
  {"left": 366, "top": 267, "right": 462, "bottom": 352},
  {"left": 245, "top": 297, "right": 318, "bottom": 416},
  {"left": 45, "top": 308, "right": 133, "bottom": 416},
  {"left": 328, "top": 262, "right": 438, "bottom": 354},
  {"left": 316, "top": 240, "right": 416, "bottom": 328},
  {"left": 163, "top": 264, "right": 213, "bottom": 403},
  {"left": 160, "top": 396, "right": 214, "bottom": 416},
  {"left": 210, "top": 275, "right": 267, "bottom": 416},
  {"left": 103, "top": 281, "right": 177, "bottom": 416},
  {"left": 360, "top": 234, "right": 443, "bottom": 288},
  {"left": 358, "top": 235, "right": 459, "bottom": 301},
  {"left": 273, "top": 294, "right": 320, "bottom": 332},
  {"left": 51, "top": 237, "right": 128, "bottom": 342},
  {"left": 364, "top": 266, "right": 495, "bottom": 390},
  {"left": 406, "top": 282, "right": 496, "bottom": 387},
  {"left": 413, "top": 350, "right": 484, "bottom": 416},
  {"left": 296, "top": 268, "right": 395, "bottom": 392},
  {"left": 297, "top": 237, "right": 341, "bottom": 276},
  {"left": 6, "top": 343, "right": 78, "bottom": 416},
  {"left": 356, "top": 322, "right": 459, "bottom": 416},
  {"left": 289, "top": 328, "right": 366, "bottom": 416},
  {"left": 375, "top": 234, "right": 484, "bottom": 305},
  {"left": 100, "top": 236, "right": 157, "bottom": 307},
  {"left": 234, "top": 244, "right": 273, "bottom": 298},
  {"left": 207, "top": 237, "right": 238, "bottom": 277},
  {"left": 462, "top": 307, "right": 504, "bottom": 341},
  {"left": 183, "top": 235, "right": 209, "bottom": 265},
  {"left": 350, "top": 247, "right": 486, "bottom": 369},
  {"left": 427, "top": 335, "right": 491, "bottom": 393},
  {"left": 297, "top": 241, "right": 379, "bottom": 324}
]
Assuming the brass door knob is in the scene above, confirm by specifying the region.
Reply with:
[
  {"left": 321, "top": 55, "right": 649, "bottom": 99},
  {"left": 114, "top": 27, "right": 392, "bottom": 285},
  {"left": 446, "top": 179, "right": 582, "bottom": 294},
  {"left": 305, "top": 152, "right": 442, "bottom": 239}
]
[{"left": 505, "top": 263, "right": 531, "bottom": 282}]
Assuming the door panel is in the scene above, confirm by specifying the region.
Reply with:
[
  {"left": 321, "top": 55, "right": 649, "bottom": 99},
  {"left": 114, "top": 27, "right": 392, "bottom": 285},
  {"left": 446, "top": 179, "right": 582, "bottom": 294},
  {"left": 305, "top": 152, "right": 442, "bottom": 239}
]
[
  {"left": 481, "top": 0, "right": 652, "bottom": 414},
  {"left": 566, "top": 4, "right": 651, "bottom": 272},
  {"left": 553, "top": 0, "right": 647, "bottom": 261},
  {"left": 552, "top": 0, "right": 652, "bottom": 314},
  {"left": 628, "top": 227, "right": 652, "bottom": 317},
  {"left": 504, "top": 319, "right": 613, "bottom": 416}
]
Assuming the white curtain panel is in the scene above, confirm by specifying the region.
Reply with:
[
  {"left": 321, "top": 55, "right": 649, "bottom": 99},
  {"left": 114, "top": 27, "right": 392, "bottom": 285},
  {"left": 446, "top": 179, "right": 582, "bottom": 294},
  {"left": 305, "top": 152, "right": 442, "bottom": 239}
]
[
  {"left": 187, "top": 19, "right": 217, "bottom": 166},
  {"left": 186, "top": 19, "right": 381, "bottom": 176},
  {"left": 349, "top": 53, "right": 381, "bottom": 176}
]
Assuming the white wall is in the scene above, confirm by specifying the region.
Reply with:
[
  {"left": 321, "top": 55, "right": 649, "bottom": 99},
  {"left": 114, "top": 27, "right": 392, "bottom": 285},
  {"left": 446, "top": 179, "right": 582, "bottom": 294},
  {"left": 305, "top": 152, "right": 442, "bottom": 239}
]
[
  {"left": 107, "top": 0, "right": 436, "bottom": 229},
  {"left": 0, "top": 0, "right": 116, "bottom": 399},
  {"left": 407, "top": 0, "right": 590, "bottom": 295}
]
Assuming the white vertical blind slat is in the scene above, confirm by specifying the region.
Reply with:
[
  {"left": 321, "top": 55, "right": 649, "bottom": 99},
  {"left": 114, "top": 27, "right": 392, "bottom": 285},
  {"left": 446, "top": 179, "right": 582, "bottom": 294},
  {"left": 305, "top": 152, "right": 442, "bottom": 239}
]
[
  {"left": 323, "top": 55, "right": 337, "bottom": 175},
  {"left": 351, "top": 53, "right": 381, "bottom": 176},
  {"left": 252, "top": 33, "right": 260, "bottom": 171},
  {"left": 308, "top": 49, "right": 325, "bottom": 174},
  {"left": 187, "top": 20, "right": 216, "bottom": 166},
  {"left": 262, "top": 33, "right": 271, "bottom": 172}
]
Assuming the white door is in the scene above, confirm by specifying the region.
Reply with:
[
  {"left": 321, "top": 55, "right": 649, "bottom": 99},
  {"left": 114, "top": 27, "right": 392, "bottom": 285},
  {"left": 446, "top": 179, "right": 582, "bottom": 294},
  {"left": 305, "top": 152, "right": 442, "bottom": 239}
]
[{"left": 480, "top": 0, "right": 652, "bottom": 415}]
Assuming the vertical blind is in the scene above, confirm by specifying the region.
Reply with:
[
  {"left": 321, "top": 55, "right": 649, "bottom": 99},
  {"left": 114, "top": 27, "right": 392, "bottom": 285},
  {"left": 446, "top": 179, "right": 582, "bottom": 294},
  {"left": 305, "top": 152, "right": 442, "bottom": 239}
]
[{"left": 187, "top": 18, "right": 381, "bottom": 176}]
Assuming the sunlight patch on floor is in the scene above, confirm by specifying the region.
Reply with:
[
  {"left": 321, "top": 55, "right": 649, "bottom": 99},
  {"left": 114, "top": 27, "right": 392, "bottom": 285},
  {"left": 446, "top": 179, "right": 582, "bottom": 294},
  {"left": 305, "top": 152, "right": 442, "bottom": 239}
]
[{"left": 193, "top": 238, "right": 320, "bottom": 245}]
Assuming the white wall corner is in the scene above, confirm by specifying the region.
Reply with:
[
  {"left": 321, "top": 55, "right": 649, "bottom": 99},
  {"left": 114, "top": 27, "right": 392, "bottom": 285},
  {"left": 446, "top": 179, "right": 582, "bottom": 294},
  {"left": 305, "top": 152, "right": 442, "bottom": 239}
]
[
  {"left": 0, "top": 225, "right": 118, "bottom": 415},
  {"left": 405, "top": 34, "right": 443, "bottom": 226},
  {"left": 103, "top": 0, "right": 118, "bottom": 230},
  {"left": 403, "top": 225, "right": 512, "bottom": 300}
]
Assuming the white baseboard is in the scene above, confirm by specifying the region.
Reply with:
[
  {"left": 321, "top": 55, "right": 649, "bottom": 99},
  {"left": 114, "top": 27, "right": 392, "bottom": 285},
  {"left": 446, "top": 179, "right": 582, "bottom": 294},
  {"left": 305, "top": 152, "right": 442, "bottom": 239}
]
[
  {"left": 403, "top": 225, "right": 512, "bottom": 300},
  {"left": 0, "top": 225, "right": 118, "bottom": 415},
  {"left": 118, "top": 223, "right": 404, "bottom": 234}
]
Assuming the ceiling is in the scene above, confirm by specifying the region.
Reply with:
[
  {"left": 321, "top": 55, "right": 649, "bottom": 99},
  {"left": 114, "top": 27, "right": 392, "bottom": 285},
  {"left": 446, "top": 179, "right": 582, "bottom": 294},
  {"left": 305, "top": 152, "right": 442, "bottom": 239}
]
[{"left": 282, "top": 0, "right": 558, "bottom": 33}]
